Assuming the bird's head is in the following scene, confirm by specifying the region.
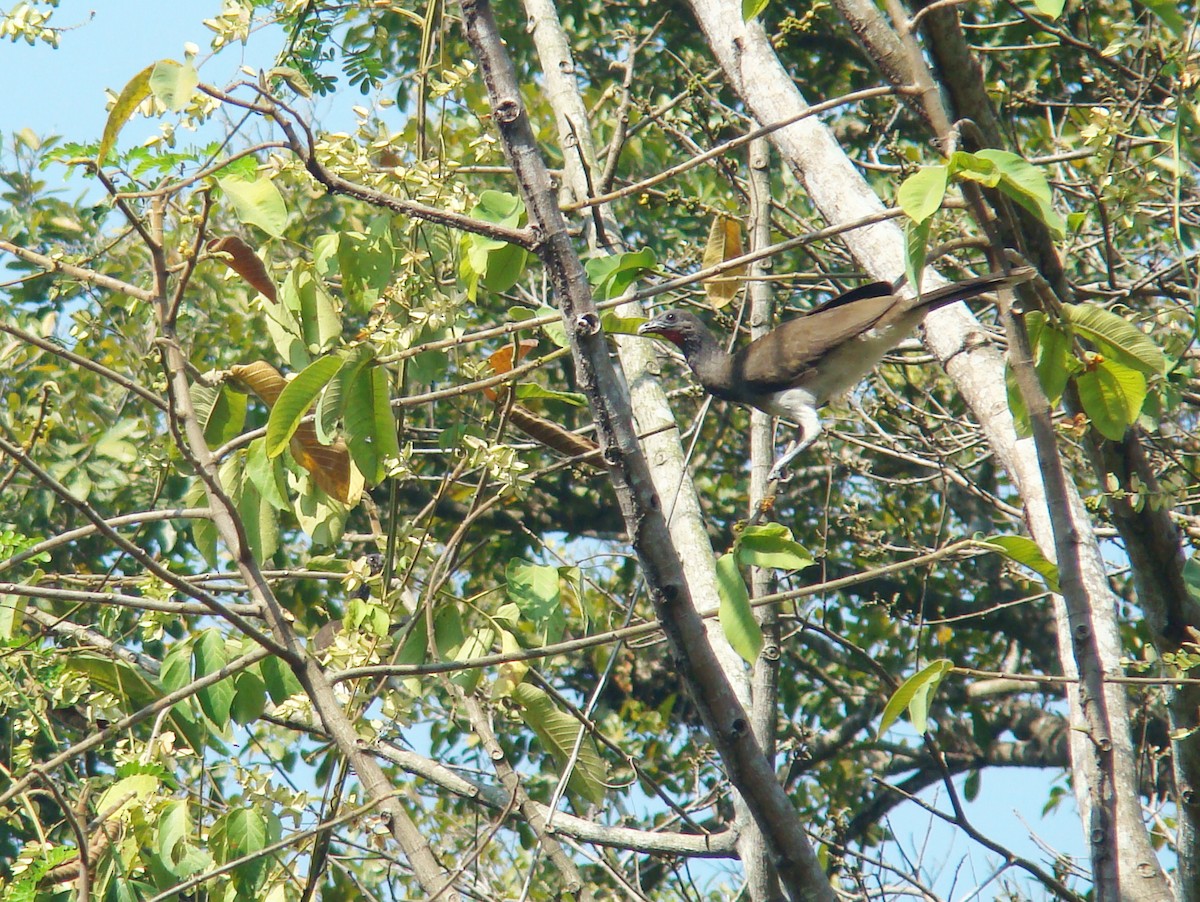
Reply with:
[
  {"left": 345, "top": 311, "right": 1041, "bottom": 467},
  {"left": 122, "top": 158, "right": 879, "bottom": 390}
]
[{"left": 638, "top": 310, "right": 714, "bottom": 358}]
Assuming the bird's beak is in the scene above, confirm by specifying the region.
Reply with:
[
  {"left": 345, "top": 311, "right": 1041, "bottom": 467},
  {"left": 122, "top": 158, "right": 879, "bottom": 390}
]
[{"left": 637, "top": 319, "right": 661, "bottom": 336}]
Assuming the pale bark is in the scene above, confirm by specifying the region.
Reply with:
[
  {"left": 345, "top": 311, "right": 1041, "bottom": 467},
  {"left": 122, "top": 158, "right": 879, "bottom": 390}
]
[
  {"left": 460, "top": 0, "right": 835, "bottom": 895},
  {"left": 518, "top": 1, "right": 776, "bottom": 894},
  {"left": 682, "top": 0, "right": 1171, "bottom": 897}
]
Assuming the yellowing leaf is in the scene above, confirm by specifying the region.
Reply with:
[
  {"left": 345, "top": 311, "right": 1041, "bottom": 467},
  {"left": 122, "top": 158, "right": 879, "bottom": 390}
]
[
  {"left": 702, "top": 216, "right": 746, "bottom": 309},
  {"left": 97, "top": 773, "right": 161, "bottom": 822},
  {"left": 743, "top": 0, "right": 770, "bottom": 19},
  {"left": 98, "top": 63, "right": 156, "bottom": 164},
  {"left": 149, "top": 59, "right": 199, "bottom": 112}
]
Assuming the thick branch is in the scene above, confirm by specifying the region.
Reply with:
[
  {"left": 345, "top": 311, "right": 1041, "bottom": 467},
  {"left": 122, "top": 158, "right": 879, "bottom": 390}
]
[{"left": 458, "top": 1, "right": 834, "bottom": 897}]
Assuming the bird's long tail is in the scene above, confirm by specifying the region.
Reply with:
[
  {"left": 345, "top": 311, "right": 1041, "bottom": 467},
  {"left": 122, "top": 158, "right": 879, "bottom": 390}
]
[{"left": 916, "top": 266, "right": 1035, "bottom": 310}]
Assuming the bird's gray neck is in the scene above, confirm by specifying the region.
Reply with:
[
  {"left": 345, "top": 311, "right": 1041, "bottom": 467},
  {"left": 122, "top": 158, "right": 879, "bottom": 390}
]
[{"left": 681, "top": 329, "right": 737, "bottom": 400}]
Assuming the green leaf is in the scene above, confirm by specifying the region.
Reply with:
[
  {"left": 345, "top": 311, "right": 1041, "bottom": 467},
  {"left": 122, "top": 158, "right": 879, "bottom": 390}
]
[
  {"left": 510, "top": 681, "right": 608, "bottom": 805},
  {"left": 160, "top": 639, "right": 193, "bottom": 694},
  {"left": 262, "top": 288, "right": 309, "bottom": 371},
  {"left": 506, "top": 559, "right": 565, "bottom": 645},
  {"left": 1077, "top": 358, "right": 1147, "bottom": 441},
  {"left": 1063, "top": 303, "right": 1168, "bottom": 375},
  {"left": 393, "top": 612, "right": 430, "bottom": 695},
  {"left": 904, "top": 218, "right": 932, "bottom": 297},
  {"left": 973, "top": 149, "right": 1066, "bottom": 238},
  {"left": 879, "top": 659, "right": 953, "bottom": 735},
  {"left": 245, "top": 438, "right": 291, "bottom": 511},
  {"left": 947, "top": 150, "right": 1001, "bottom": 187},
  {"left": 896, "top": 165, "right": 948, "bottom": 224},
  {"left": 462, "top": 192, "right": 529, "bottom": 298},
  {"left": 1134, "top": 0, "right": 1185, "bottom": 33},
  {"left": 98, "top": 63, "right": 154, "bottom": 163},
  {"left": 963, "top": 769, "right": 982, "bottom": 801},
  {"left": 149, "top": 59, "right": 199, "bottom": 112},
  {"left": 601, "top": 312, "right": 648, "bottom": 336},
  {"left": 532, "top": 305, "right": 568, "bottom": 349},
  {"left": 230, "top": 670, "right": 266, "bottom": 725},
  {"left": 66, "top": 654, "right": 161, "bottom": 709},
  {"left": 736, "top": 523, "right": 814, "bottom": 571},
  {"left": 268, "top": 65, "right": 313, "bottom": 97},
  {"left": 66, "top": 653, "right": 215, "bottom": 756},
  {"left": 293, "top": 476, "right": 350, "bottom": 545},
  {"left": 586, "top": 248, "right": 656, "bottom": 302},
  {"left": 156, "top": 801, "right": 192, "bottom": 870},
  {"left": 260, "top": 655, "right": 302, "bottom": 704},
  {"left": 343, "top": 360, "right": 400, "bottom": 485},
  {"left": 279, "top": 263, "right": 342, "bottom": 355},
  {"left": 217, "top": 175, "right": 288, "bottom": 238},
  {"left": 368, "top": 365, "right": 402, "bottom": 464},
  {"left": 513, "top": 383, "right": 587, "bottom": 407},
  {"left": 1004, "top": 362, "right": 1032, "bottom": 438},
  {"left": 97, "top": 773, "right": 160, "bottom": 821},
  {"left": 481, "top": 240, "right": 530, "bottom": 293},
  {"left": 235, "top": 477, "right": 278, "bottom": 563},
  {"left": 206, "top": 385, "right": 248, "bottom": 447},
  {"left": 981, "top": 535, "right": 1060, "bottom": 594},
  {"left": 433, "top": 605, "right": 466, "bottom": 659},
  {"left": 1025, "top": 312, "right": 1074, "bottom": 405},
  {"left": 715, "top": 553, "right": 763, "bottom": 665},
  {"left": 742, "top": 0, "right": 769, "bottom": 20},
  {"left": 193, "top": 628, "right": 234, "bottom": 728},
  {"left": 337, "top": 219, "right": 395, "bottom": 315},
  {"left": 190, "top": 381, "right": 220, "bottom": 435},
  {"left": 315, "top": 363, "right": 345, "bottom": 444},
  {"left": 451, "top": 626, "right": 495, "bottom": 691},
  {"left": 211, "top": 806, "right": 279, "bottom": 894},
  {"left": 474, "top": 190, "right": 525, "bottom": 225},
  {"left": 264, "top": 355, "right": 346, "bottom": 459},
  {"left": 0, "top": 592, "right": 27, "bottom": 641},
  {"left": 185, "top": 480, "right": 219, "bottom": 567},
  {"left": 1032, "top": 0, "right": 1066, "bottom": 17},
  {"left": 94, "top": 421, "right": 140, "bottom": 464},
  {"left": 1183, "top": 554, "right": 1200, "bottom": 605}
]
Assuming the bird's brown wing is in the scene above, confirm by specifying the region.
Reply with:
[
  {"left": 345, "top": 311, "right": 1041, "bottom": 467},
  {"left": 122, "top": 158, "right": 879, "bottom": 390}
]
[{"left": 733, "top": 290, "right": 899, "bottom": 392}]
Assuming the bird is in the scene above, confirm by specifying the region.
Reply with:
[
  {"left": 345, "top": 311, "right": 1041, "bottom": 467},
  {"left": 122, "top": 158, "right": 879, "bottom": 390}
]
[{"left": 638, "top": 268, "right": 1033, "bottom": 481}]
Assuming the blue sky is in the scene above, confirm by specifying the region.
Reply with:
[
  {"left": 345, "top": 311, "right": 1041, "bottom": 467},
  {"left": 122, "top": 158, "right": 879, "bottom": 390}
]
[
  {"left": 1, "top": 1, "right": 232, "bottom": 142},
  {"left": 0, "top": 3, "right": 1097, "bottom": 898}
]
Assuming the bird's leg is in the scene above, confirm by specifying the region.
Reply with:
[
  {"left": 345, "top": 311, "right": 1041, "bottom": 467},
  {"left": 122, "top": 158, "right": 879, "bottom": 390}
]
[{"left": 768, "top": 410, "right": 822, "bottom": 482}]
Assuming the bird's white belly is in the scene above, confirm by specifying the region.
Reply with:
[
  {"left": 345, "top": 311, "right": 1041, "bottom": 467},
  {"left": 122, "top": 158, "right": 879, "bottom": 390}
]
[
  {"left": 801, "top": 322, "right": 915, "bottom": 406},
  {"left": 759, "top": 386, "right": 819, "bottom": 420}
]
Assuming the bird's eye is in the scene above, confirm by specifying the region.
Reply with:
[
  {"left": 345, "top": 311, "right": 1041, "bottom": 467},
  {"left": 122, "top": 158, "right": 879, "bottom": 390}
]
[{"left": 664, "top": 313, "right": 676, "bottom": 323}]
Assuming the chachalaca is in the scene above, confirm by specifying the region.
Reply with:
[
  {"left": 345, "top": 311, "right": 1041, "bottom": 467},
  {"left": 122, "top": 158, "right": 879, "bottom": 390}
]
[{"left": 639, "top": 268, "right": 1033, "bottom": 480}]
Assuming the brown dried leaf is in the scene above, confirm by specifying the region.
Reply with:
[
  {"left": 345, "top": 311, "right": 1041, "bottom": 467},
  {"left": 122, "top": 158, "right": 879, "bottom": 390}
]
[
  {"left": 484, "top": 339, "right": 540, "bottom": 401},
  {"left": 209, "top": 236, "right": 277, "bottom": 302},
  {"left": 701, "top": 216, "right": 746, "bottom": 309},
  {"left": 230, "top": 361, "right": 287, "bottom": 406},
  {"left": 289, "top": 428, "right": 355, "bottom": 503},
  {"left": 508, "top": 405, "right": 602, "bottom": 470}
]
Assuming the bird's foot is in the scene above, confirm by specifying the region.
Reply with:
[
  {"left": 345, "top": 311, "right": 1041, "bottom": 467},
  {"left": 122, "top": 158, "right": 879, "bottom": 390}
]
[{"left": 767, "top": 460, "right": 793, "bottom": 483}]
